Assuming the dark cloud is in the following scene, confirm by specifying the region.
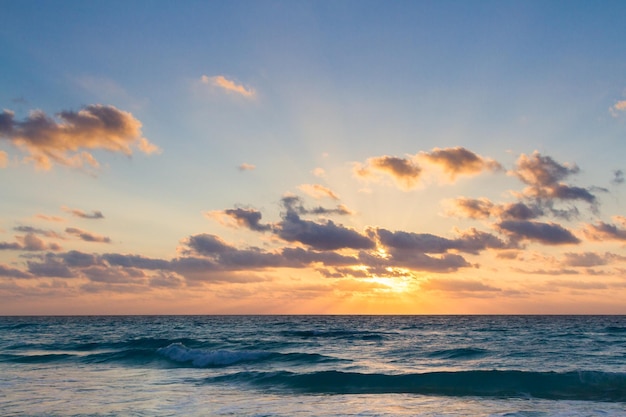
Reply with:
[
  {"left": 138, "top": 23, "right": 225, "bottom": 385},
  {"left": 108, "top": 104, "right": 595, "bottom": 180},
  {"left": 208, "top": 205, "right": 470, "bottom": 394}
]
[
  {"left": 102, "top": 253, "right": 171, "bottom": 270},
  {"left": 497, "top": 220, "right": 580, "bottom": 245},
  {"left": 14, "top": 226, "right": 64, "bottom": 239},
  {"left": 281, "top": 247, "right": 358, "bottom": 267},
  {"left": 149, "top": 273, "right": 184, "bottom": 288},
  {"left": 373, "top": 227, "right": 511, "bottom": 255},
  {"left": 512, "top": 152, "right": 598, "bottom": 216},
  {"left": 499, "top": 202, "right": 541, "bottom": 220},
  {"left": 63, "top": 207, "right": 104, "bottom": 219},
  {"left": 276, "top": 211, "right": 374, "bottom": 251},
  {"left": 584, "top": 220, "right": 626, "bottom": 241},
  {"left": 27, "top": 257, "right": 75, "bottom": 278},
  {"left": 65, "top": 227, "right": 111, "bottom": 243},
  {"left": 0, "top": 242, "right": 22, "bottom": 250},
  {"left": 0, "top": 105, "right": 159, "bottom": 170},
  {"left": 223, "top": 208, "right": 271, "bottom": 232},
  {"left": 59, "top": 250, "right": 102, "bottom": 267},
  {"left": 449, "top": 198, "right": 541, "bottom": 220},
  {"left": 82, "top": 266, "right": 145, "bottom": 283},
  {"left": 420, "top": 147, "right": 502, "bottom": 178},
  {"left": 1, "top": 233, "right": 62, "bottom": 252},
  {"left": 562, "top": 252, "right": 608, "bottom": 268},
  {"left": 367, "top": 250, "right": 471, "bottom": 273},
  {"left": 0, "top": 264, "right": 32, "bottom": 278},
  {"left": 184, "top": 233, "right": 236, "bottom": 255},
  {"left": 612, "top": 170, "right": 624, "bottom": 185}
]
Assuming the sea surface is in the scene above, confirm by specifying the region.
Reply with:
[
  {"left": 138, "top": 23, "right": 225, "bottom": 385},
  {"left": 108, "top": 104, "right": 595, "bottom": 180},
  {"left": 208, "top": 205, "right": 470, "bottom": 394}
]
[{"left": 1, "top": 315, "right": 626, "bottom": 416}]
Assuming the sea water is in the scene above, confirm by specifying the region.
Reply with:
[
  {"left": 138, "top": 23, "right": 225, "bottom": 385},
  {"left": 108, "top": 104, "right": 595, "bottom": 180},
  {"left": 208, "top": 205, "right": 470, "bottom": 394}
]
[{"left": 1, "top": 315, "right": 625, "bottom": 416}]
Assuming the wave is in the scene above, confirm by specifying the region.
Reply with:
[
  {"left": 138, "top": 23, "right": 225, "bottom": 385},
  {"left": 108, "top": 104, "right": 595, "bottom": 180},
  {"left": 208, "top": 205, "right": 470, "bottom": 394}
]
[
  {"left": 157, "top": 343, "right": 343, "bottom": 368},
  {"left": 0, "top": 341, "right": 344, "bottom": 368},
  {"left": 210, "top": 369, "right": 626, "bottom": 402},
  {"left": 605, "top": 326, "right": 626, "bottom": 334},
  {"left": 427, "top": 347, "right": 490, "bottom": 360},
  {"left": 281, "top": 329, "right": 386, "bottom": 341}
]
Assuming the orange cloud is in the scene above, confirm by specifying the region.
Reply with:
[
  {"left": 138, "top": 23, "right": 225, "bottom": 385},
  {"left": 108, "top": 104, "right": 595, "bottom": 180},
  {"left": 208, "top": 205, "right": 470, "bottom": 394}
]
[
  {"left": 0, "top": 105, "right": 160, "bottom": 170},
  {"left": 238, "top": 162, "right": 256, "bottom": 171},
  {"left": 201, "top": 75, "right": 255, "bottom": 98},
  {"left": 354, "top": 155, "right": 422, "bottom": 189},
  {"left": 610, "top": 100, "right": 626, "bottom": 117},
  {"left": 0, "top": 150, "right": 7, "bottom": 168},
  {"left": 419, "top": 147, "right": 502, "bottom": 179},
  {"left": 298, "top": 184, "right": 340, "bottom": 200}
]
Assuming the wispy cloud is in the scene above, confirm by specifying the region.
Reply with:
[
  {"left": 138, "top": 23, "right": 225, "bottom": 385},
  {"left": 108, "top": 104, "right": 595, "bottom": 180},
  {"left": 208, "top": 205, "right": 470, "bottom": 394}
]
[
  {"left": 0, "top": 105, "right": 160, "bottom": 170},
  {"left": 610, "top": 100, "right": 626, "bottom": 117},
  {"left": 62, "top": 207, "right": 104, "bottom": 220},
  {"left": 584, "top": 217, "right": 626, "bottom": 241},
  {"left": 298, "top": 184, "right": 340, "bottom": 200},
  {"left": 201, "top": 75, "right": 256, "bottom": 98},
  {"left": 65, "top": 227, "right": 111, "bottom": 243},
  {"left": 238, "top": 162, "right": 256, "bottom": 171}
]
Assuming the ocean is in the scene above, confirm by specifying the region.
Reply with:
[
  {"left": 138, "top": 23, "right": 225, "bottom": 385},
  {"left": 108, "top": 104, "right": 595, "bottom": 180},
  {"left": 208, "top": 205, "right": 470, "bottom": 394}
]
[{"left": 1, "top": 315, "right": 625, "bottom": 416}]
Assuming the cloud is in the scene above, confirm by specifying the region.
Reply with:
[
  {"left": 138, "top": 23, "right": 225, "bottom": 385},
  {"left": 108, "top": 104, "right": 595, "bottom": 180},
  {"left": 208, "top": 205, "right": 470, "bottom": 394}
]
[
  {"left": 0, "top": 233, "right": 62, "bottom": 252},
  {"left": 562, "top": 252, "right": 609, "bottom": 267},
  {"left": 584, "top": 218, "right": 626, "bottom": 241},
  {"left": 82, "top": 265, "right": 145, "bottom": 284},
  {"left": 612, "top": 170, "right": 624, "bottom": 185},
  {"left": 280, "top": 195, "right": 351, "bottom": 217},
  {"left": 0, "top": 150, "right": 7, "bottom": 168},
  {"left": 36, "top": 214, "right": 65, "bottom": 222},
  {"left": 221, "top": 208, "right": 272, "bottom": 232},
  {"left": 65, "top": 227, "right": 111, "bottom": 243},
  {"left": 419, "top": 147, "right": 502, "bottom": 179},
  {"left": 610, "top": 100, "right": 626, "bottom": 117},
  {"left": 497, "top": 220, "right": 580, "bottom": 245},
  {"left": 62, "top": 207, "right": 104, "bottom": 219},
  {"left": 312, "top": 168, "right": 326, "bottom": 177},
  {"left": 511, "top": 152, "right": 598, "bottom": 218},
  {"left": 373, "top": 227, "right": 511, "bottom": 257},
  {"left": 420, "top": 278, "right": 501, "bottom": 293},
  {"left": 102, "top": 253, "right": 170, "bottom": 270},
  {"left": 17, "top": 233, "right": 62, "bottom": 251},
  {"left": 238, "top": 163, "right": 256, "bottom": 171},
  {"left": 446, "top": 198, "right": 541, "bottom": 220},
  {"left": 276, "top": 212, "right": 374, "bottom": 251},
  {"left": 0, "top": 242, "right": 22, "bottom": 250},
  {"left": 514, "top": 152, "right": 579, "bottom": 187},
  {"left": 354, "top": 155, "right": 422, "bottom": 189},
  {"left": 14, "top": 226, "right": 64, "bottom": 239},
  {"left": 0, "top": 264, "right": 31, "bottom": 278},
  {"left": 354, "top": 147, "right": 502, "bottom": 190},
  {"left": 298, "top": 184, "right": 340, "bottom": 200},
  {"left": 0, "top": 105, "right": 160, "bottom": 170},
  {"left": 27, "top": 257, "right": 75, "bottom": 278},
  {"left": 201, "top": 75, "right": 255, "bottom": 98},
  {"left": 275, "top": 197, "right": 373, "bottom": 250}
]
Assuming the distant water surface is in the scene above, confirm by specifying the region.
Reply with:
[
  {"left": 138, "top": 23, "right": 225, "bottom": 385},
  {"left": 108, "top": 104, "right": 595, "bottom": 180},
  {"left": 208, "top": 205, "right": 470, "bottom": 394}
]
[{"left": 1, "top": 315, "right": 625, "bottom": 416}]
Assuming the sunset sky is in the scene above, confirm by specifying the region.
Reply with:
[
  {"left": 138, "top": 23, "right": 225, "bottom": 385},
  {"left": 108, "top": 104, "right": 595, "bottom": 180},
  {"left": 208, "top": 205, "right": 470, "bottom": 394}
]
[{"left": 1, "top": 1, "right": 626, "bottom": 314}]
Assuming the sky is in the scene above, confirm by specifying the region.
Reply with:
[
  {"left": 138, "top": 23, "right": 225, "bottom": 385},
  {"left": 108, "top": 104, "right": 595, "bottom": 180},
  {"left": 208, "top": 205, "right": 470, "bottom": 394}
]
[{"left": 1, "top": 1, "right": 626, "bottom": 315}]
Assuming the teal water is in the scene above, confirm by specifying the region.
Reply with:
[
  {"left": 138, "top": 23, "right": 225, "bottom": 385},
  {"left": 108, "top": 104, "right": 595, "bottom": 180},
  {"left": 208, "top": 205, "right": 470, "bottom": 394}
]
[{"left": 1, "top": 316, "right": 625, "bottom": 416}]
